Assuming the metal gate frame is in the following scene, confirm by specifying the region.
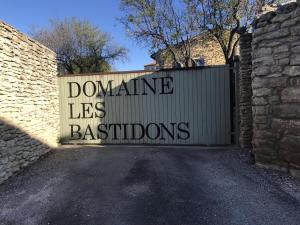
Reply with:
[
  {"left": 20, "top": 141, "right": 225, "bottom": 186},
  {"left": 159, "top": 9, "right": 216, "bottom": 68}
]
[{"left": 58, "top": 66, "right": 237, "bottom": 145}]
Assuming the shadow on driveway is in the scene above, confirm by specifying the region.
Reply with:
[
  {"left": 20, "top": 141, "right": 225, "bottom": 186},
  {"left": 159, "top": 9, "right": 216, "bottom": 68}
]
[{"left": 0, "top": 146, "right": 300, "bottom": 225}]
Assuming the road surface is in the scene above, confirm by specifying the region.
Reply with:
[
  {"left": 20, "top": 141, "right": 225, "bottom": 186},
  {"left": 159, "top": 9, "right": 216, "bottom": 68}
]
[{"left": 0, "top": 146, "right": 300, "bottom": 225}]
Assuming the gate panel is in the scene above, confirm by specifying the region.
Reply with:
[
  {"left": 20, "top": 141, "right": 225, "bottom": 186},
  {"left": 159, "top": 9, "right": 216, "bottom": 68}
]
[{"left": 58, "top": 66, "right": 231, "bottom": 145}]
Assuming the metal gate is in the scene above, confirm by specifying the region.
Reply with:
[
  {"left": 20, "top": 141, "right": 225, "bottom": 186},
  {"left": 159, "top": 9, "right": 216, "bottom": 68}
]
[{"left": 58, "top": 66, "right": 232, "bottom": 145}]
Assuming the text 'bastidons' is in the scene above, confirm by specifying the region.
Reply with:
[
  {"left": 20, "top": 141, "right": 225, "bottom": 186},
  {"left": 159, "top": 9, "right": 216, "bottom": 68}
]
[{"left": 65, "top": 75, "right": 191, "bottom": 142}]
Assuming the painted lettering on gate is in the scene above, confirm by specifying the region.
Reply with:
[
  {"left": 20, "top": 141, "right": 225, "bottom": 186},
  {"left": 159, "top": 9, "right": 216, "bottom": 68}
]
[{"left": 66, "top": 75, "right": 190, "bottom": 142}]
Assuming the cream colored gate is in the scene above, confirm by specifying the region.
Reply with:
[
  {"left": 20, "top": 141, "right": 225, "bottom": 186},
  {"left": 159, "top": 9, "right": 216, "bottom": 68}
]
[{"left": 58, "top": 66, "right": 231, "bottom": 145}]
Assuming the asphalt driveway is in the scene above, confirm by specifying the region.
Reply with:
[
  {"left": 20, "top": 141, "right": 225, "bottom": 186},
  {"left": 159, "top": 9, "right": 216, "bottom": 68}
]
[{"left": 0, "top": 146, "right": 300, "bottom": 225}]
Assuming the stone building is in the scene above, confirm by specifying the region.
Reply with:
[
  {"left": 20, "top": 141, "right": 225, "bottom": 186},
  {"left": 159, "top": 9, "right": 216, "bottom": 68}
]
[{"left": 144, "top": 33, "right": 238, "bottom": 70}]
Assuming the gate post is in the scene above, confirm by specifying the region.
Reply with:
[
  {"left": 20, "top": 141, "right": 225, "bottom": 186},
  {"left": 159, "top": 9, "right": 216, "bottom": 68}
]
[
  {"left": 234, "top": 56, "right": 240, "bottom": 146},
  {"left": 239, "top": 33, "right": 253, "bottom": 149}
]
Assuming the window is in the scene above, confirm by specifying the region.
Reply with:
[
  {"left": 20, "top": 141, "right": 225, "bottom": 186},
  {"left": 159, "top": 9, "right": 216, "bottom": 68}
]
[{"left": 194, "top": 58, "right": 205, "bottom": 66}]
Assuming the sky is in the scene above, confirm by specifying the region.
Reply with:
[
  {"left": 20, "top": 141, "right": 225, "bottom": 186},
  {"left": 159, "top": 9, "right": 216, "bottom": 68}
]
[{"left": 0, "top": 0, "right": 152, "bottom": 71}]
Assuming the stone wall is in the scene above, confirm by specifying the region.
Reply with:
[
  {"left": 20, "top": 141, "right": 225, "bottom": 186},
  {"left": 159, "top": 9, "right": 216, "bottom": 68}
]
[
  {"left": 0, "top": 21, "right": 59, "bottom": 183},
  {"left": 239, "top": 34, "right": 253, "bottom": 148},
  {"left": 252, "top": 2, "right": 300, "bottom": 177}
]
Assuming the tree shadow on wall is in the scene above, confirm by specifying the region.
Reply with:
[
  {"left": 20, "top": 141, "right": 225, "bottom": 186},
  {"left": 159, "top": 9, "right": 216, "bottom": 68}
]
[{"left": 0, "top": 118, "right": 53, "bottom": 183}]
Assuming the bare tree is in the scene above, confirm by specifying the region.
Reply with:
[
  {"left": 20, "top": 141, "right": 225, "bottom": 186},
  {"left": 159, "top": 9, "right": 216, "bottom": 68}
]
[
  {"left": 185, "top": 0, "right": 256, "bottom": 65},
  {"left": 32, "top": 18, "right": 128, "bottom": 74},
  {"left": 120, "top": 0, "right": 200, "bottom": 67}
]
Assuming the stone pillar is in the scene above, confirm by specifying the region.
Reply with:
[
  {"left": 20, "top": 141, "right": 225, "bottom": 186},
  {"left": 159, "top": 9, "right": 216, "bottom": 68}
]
[
  {"left": 252, "top": 2, "right": 300, "bottom": 178},
  {"left": 239, "top": 33, "right": 253, "bottom": 148}
]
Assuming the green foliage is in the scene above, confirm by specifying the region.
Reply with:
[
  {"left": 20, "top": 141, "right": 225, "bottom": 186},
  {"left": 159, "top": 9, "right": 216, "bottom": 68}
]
[{"left": 32, "top": 18, "right": 127, "bottom": 74}]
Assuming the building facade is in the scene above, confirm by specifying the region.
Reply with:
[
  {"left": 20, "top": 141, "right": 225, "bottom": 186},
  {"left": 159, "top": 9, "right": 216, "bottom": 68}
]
[{"left": 144, "top": 34, "right": 237, "bottom": 70}]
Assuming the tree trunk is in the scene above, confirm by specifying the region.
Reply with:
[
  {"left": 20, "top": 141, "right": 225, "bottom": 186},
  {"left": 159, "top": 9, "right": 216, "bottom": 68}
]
[{"left": 226, "top": 57, "right": 234, "bottom": 67}]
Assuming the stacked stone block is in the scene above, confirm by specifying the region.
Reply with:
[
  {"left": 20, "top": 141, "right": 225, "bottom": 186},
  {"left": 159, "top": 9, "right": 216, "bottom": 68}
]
[
  {"left": 0, "top": 21, "right": 59, "bottom": 183},
  {"left": 239, "top": 34, "right": 253, "bottom": 148},
  {"left": 252, "top": 2, "right": 300, "bottom": 177}
]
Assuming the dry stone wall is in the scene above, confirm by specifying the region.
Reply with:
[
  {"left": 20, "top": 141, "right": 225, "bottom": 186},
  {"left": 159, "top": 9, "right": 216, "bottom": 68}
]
[
  {"left": 0, "top": 21, "right": 59, "bottom": 183},
  {"left": 252, "top": 2, "right": 300, "bottom": 177},
  {"left": 239, "top": 34, "right": 253, "bottom": 148}
]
